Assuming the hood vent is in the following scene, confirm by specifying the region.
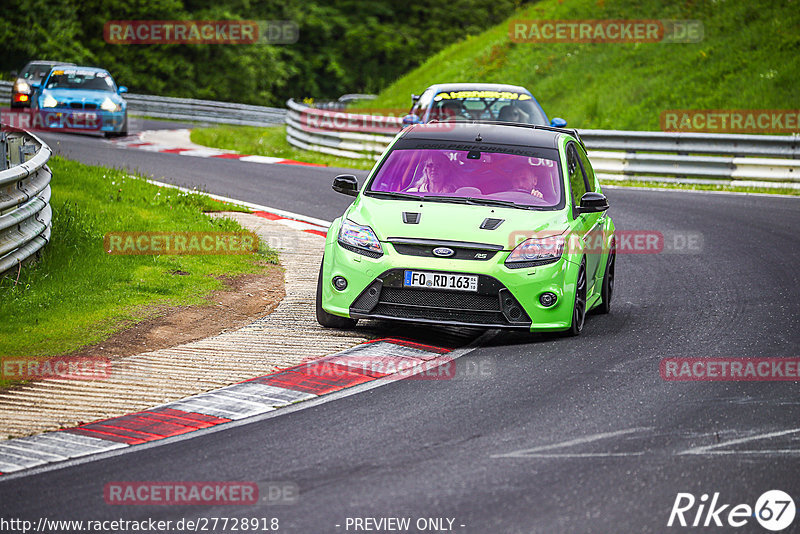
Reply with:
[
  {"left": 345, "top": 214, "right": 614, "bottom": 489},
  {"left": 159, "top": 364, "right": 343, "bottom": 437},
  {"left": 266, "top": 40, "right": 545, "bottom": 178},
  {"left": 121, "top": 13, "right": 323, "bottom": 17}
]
[
  {"left": 480, "top": 218, "right": 504, "bottom": 230},
  {"left": 402, "top": 212, "right": 421, "bottom": 224}
]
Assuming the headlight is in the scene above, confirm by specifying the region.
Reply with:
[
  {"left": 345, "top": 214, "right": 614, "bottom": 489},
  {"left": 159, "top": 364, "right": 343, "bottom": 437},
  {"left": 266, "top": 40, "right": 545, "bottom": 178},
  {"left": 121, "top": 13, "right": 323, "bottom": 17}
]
[
  {"left": 338, "top": 219, "right": 383, "bottom": 256},
  {"left": 13, "top": 81, "right": 30, "bottom": 94},
  {"left": 505, "top": 235, "right": 564, "bottom": 267},
  {"left": 41, "top": 94, "right": 58, "bottom": 108},
  {"left": 101, "top": 97, "right": 120, "bottom": 112}
]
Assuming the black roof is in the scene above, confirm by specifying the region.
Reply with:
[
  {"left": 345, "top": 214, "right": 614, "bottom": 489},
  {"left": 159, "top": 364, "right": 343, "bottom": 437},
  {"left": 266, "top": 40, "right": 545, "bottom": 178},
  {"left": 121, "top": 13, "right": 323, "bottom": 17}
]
[{"left": 399, "top": 122, "right": 577, "bottom": 150}]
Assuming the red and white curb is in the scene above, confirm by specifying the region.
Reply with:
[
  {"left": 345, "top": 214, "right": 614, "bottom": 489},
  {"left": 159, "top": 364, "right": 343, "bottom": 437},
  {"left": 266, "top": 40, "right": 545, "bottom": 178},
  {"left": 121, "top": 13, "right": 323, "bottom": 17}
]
[
  {"left": 112, "top": 129, "right": 325, "bottom": 167},
  {"left": 0, "top": 339, "right": 455, "bottom": 476}
]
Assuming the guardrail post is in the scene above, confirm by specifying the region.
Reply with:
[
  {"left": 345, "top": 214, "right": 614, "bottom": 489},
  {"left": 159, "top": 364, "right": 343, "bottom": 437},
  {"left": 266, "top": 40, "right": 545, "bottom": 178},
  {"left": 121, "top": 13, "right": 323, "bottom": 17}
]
[{"left": 0, "top": 131, "right": 6, "bottom": 171}]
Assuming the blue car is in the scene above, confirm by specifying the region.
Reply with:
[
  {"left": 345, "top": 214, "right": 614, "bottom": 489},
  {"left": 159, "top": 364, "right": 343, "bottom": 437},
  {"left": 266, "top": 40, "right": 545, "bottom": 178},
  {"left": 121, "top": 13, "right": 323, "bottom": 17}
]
[
  {"left": 31, "top": 66, "right": 128, "bottom": 136},
  {"left": 402, "top": 83, "right": 566, "bottom": 128}
]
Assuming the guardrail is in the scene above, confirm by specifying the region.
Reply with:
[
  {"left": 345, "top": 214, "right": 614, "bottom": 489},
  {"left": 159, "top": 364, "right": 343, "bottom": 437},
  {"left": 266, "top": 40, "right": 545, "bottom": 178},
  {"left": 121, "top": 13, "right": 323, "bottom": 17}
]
[
  {"left": 0, "top": 81, "right": 286, "bottom": 126},
  {"left": 286, "top": 99, "right": 800, "bottom": 188},
  {"left": 0, "top": 129, "right": 52, "bottom": 276}
]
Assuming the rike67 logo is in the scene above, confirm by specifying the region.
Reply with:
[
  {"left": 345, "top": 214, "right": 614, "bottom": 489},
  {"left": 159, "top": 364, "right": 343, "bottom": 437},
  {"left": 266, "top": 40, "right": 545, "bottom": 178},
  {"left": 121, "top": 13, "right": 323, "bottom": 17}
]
[{"left": 668, "top": 490, "right": 795, "bottom": 531}]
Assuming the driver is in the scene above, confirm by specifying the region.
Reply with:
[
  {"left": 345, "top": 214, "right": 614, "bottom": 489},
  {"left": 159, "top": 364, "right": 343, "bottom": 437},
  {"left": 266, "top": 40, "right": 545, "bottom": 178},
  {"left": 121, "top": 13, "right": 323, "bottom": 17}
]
[
  {"left": 510, "top": 167, "right": 545, "bottom": 199},
  {"left": 407, "top": 153, "right": 454, "bottom": 194}
]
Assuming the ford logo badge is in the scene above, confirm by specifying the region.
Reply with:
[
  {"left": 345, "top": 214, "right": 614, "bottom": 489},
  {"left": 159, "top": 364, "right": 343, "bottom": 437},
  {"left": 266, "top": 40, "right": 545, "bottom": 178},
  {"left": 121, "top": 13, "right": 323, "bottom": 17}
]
[{"left": 432, "top": 247, "right": 455, "bottom": 257}]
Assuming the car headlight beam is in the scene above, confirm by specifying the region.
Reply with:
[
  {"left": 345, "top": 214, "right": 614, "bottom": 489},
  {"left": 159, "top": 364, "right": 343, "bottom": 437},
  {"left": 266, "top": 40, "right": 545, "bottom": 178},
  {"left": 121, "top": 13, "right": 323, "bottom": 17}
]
[
  {"left": 101, "top": 97, "right": 120, "bottom": 112},
  {"left": 41, "top": 94, "right": 58, "bottom": 108},
  {"left": 338, "top": 219, "right": 383, "bottom": 256},
  {"left": 14, "top": 81, "right": 30, "bottom": 94}
]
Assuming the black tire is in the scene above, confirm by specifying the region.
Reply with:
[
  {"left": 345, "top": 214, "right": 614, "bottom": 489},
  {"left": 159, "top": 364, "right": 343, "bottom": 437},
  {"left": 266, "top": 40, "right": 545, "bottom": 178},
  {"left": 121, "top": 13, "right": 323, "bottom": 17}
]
[
  {"left": 566, "top": 258, "right": 587, "bottom": 336},
  {"left": 315, "top": 260, "right": 357, "bottom": 329},
  {"left": 597, "top": 249, "right": 615, "bottom": 314},
  {"left": 105, "top": 116, "right": 128, "bottom": 138}
]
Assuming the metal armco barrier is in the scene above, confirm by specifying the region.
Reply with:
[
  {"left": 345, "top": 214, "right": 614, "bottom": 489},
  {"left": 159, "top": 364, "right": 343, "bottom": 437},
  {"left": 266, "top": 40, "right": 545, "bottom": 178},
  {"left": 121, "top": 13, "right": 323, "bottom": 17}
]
[
  {"left": 0, "top": 130, "right": 53, "bottom": 276},
  {"left": 0, "top": 81, "right": 286, "bottom": 126},
  {"left": 286, "top": 98, "right": 800, "bottom": 188}
]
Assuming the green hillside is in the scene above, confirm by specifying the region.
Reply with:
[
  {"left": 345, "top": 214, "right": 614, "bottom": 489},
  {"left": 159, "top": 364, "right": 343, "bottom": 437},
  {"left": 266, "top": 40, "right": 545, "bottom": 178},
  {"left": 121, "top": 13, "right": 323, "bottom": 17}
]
[{"left": 362, "top": 0, "right": 799, "bottom": 130}]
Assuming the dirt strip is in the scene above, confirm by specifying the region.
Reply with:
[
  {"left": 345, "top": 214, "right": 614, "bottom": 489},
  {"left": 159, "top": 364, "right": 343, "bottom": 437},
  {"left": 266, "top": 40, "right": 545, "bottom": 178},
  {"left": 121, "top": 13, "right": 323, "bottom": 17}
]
[{"left": 0, "top": 212, "right": 369, "bottom": 439}]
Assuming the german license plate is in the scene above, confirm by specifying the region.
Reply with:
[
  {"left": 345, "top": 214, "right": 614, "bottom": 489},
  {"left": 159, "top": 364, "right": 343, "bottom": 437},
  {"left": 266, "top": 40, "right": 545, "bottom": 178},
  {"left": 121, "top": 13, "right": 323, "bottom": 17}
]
[{"left": 403, "top": 270, "right": 478, "bottom": 292}]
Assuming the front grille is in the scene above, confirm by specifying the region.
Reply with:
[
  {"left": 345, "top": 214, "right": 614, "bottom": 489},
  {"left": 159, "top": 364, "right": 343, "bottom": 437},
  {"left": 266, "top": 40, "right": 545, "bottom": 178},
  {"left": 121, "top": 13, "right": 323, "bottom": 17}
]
[
  {"left": 338, "top": 242, "right": 383, "bottom": 258},
  {"left": 379, "top": 287, "right": 498, "bottom": 311},
  {"left": 84, "top": 103, "right": 98, "bottom": 110},
  {"left": 69, "top": 102, "right": 83, "bottom": 109},
  {"left": 350, "top": 269, "right": 531, "bottom": 328},
  {"left": 371, "top": 303, "right": 508, "bottom": 325},
  {"left": 391, "top": 243, "right": 498, "bottom": 261}
]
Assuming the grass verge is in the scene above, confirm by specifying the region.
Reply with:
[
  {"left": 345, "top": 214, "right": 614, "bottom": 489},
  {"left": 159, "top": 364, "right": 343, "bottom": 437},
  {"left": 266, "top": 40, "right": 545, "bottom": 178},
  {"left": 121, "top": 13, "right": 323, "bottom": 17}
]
[
  {"left": 190, "top": 125, "right": 377, "bottom": 171},
  {"left": 0, "top": 156, "right": 278, "bottom": 388},
  {"left": 357, "top": 0, "right": 798, "bottom": 131}
]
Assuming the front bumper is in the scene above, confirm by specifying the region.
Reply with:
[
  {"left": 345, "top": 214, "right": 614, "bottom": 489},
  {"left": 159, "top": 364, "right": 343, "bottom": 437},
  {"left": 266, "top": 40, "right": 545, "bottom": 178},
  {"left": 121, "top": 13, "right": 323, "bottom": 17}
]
[
  {"left": 32, "top": 108, "right": 126, "bottom": 132},
  {"left": 321, "top": 223, "right": 580, "bottom": 332}
]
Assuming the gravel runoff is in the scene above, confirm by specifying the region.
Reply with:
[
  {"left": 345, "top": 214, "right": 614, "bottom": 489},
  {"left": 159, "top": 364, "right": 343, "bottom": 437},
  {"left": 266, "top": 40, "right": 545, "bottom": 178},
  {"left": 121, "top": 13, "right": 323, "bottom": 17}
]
[{"left": 0, "top": 212, "right": 368, "bottom": 439}]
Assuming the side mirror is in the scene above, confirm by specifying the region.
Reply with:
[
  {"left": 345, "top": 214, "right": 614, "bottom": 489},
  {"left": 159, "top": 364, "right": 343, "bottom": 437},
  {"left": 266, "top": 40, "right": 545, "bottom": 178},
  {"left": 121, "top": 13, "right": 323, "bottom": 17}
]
[
  {"left": 402, "top": 114, "right": 421, "bottom": 126},
  {"left": 31, "top": 82, "right": 41, "bottom": 90},
  {"left": 550, "top": 117, "right": 567, "bottom": 128},
  {"left": 577, "top": 192, "right": 609, "bottom": 214},
  {"left": 10, "top": 71, "right": 18, "bottom": 78},
  {"left": 118, "top": 86, "right": 128, "bottom": 94},
  {"left": 411, "top": 93, "right": 420, "bottom": 103},
  {"left": 332, "top": 174, "right": 359, "bottom": 196}
]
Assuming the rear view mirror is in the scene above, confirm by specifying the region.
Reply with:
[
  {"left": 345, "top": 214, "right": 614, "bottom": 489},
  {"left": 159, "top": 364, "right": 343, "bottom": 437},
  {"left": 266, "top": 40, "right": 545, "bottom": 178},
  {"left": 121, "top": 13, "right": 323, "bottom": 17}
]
[
  {"left": 332, "top": 174, "right": 359, "bottom": 196},
  {"left": 577, "top": 192, "right": 609, "bottom": 214},
  {"left": 550, "top": 117, "right": 567, "bottom": 128},
  {"left": 118, "top": 86, "right": 128, "bottom": 94},
  {"left": 402, "top": 114, "right": 421, "bottom": 126}
]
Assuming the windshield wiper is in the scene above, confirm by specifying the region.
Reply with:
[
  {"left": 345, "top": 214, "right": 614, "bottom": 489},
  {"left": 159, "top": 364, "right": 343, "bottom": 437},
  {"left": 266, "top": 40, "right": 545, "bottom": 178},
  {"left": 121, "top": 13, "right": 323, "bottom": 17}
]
[
  {"left": 463, "top": 197, "right": 541, "bottom": 210},
  {"left": 365, "top": 191, "right": 422, "bottom": 201}
]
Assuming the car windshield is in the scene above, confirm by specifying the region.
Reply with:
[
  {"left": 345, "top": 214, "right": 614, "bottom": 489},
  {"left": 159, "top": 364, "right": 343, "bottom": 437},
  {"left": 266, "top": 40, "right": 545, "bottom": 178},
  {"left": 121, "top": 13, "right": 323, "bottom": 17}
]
[
  {"left": 367, "top": 148, "right": 563, "bottom": 208},
  {"left": 429, "top": 91, "right": 548, "bottom": 125},
  {"left": 22, "top": 64, "right": 63, "bottom": 82},
  {"left": 46, "top": 70, "right": 115, "bottom": 92}
]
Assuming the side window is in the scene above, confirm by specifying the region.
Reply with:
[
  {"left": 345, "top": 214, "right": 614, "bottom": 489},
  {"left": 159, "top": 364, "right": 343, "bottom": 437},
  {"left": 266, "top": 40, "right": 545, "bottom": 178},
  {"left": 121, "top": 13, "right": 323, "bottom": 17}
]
[
  {"left": 576, "top": 145, "right": 596, "bottom": 192},
  {"left": 567, "top": 144, "right": 588, "bottom": 212}
]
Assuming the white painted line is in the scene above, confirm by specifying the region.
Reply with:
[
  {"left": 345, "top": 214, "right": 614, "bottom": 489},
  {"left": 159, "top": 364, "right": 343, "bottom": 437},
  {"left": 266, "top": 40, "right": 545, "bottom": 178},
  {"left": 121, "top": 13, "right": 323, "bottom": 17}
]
[
  {"left": 0, "top": 442, "right": 67, "bottom": 462},
  {"left": 491, "top": 427, "right": 653, "bottom": 458},
  {"left": 145, "top": 178, "right": 332, "bottom": 228},
  {"left": 174, "top": 149, "right": 228, "bottom": 158},
  {"left": 679, "top": 427, "right": 800, "bottom": 456},
  {"left": 14, "top": 435, "right": 118, "bottom": 458},
  {"left": 0, "top": 451, "right": 45, "bottom": 468},
  {"left": 498, "top": 452, "right": 646, "bottom": 458},
  {"left": 44, "top": 432, "right": 128, "bottom": 451},
  {"left": 238, "top": 155, "right": 285, "bottom": 164}
]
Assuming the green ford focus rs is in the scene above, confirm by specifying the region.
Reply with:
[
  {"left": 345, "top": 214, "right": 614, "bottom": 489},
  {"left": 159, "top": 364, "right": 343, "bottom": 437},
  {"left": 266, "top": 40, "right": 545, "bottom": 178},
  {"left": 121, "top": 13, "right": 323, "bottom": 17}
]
[{"left": 316, "top": 121, "right": 616, "bottom": 335}]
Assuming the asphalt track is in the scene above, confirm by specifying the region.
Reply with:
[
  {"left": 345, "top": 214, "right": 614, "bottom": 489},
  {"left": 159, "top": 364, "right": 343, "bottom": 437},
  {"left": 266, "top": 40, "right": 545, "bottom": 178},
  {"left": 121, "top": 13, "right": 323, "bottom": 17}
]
[{"left": 2, "top": 123, "right": 799, "bottom": 532}]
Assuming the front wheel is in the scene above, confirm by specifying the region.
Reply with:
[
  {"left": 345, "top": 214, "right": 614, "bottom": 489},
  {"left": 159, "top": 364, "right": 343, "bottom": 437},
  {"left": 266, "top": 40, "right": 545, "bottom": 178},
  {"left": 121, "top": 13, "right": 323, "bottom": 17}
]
[
  {"left": 566, "top": 258, "right": 587, "bottom": 336},
  {"left": 315, "top": 260, "right": 357, "bottom": 329}
]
